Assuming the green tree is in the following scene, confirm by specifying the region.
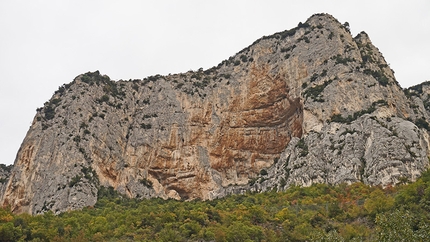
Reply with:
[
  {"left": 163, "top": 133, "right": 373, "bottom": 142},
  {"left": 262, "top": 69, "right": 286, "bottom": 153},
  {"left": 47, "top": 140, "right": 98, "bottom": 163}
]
[
  {"left": 364, "top": 189, "right": 394, "bottom": 217},
  {"left": 226, "top": 221, "right": 264, "bottom": 242},
  {"left": 376, "top": 209, "right": 430, "bottom": 242},
  {"left": 0, "top": 222, "right": 22, "bottom": 242},
  {"left": 311, "top": 229, "right": 345, "bottom": 242}
]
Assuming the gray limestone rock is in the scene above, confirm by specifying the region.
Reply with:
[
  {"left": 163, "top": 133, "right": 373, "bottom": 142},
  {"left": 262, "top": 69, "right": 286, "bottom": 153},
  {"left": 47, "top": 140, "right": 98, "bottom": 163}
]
[{"left": 1, "top": 13, "right": 429, "bottom": 214}]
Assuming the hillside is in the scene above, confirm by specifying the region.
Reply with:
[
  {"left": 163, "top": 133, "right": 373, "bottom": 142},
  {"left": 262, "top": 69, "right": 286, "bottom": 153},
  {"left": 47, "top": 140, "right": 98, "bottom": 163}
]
[
  {"left": 1, "top": 13, "right": 430, "bottom": 214},
  {"left": 0, "top": 169, "right": 429, "bottom": 241}
]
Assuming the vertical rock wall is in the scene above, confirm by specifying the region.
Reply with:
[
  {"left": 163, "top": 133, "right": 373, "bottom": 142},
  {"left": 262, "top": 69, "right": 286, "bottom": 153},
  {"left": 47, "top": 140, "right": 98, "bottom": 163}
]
[{"left": 1, "top": 13, "right": 429, "bottom": 214}]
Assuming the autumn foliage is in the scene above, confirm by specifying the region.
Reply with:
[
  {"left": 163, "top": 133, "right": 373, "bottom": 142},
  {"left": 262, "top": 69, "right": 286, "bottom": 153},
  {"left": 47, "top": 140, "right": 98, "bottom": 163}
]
[{"left": 1, "top": 169, "right": 430, "bottom": 241}]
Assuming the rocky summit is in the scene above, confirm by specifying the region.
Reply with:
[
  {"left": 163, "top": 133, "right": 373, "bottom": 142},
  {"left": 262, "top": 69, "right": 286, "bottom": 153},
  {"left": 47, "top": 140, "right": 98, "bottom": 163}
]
[{"left": 1, "top": 13, "right": 429, "bottom": 214}]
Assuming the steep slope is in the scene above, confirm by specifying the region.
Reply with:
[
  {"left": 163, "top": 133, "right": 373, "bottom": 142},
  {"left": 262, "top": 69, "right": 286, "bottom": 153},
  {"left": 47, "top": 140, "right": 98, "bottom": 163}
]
[
  {"left": 0, "top": 164, "right": 12, "bottom": 197},
  {"left": 1, "top": 13, "right": 429, "bottom": 214}
]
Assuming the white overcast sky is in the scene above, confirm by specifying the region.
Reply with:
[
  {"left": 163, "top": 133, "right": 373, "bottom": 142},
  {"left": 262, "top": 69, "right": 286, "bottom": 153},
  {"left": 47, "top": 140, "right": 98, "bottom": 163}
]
[{"left": 1, "top": 1, "right": 429, "bottom": 165}]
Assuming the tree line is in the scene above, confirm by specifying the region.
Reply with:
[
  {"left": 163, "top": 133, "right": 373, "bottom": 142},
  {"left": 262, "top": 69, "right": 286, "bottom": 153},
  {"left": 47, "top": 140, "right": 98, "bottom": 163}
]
[{"left": 0, "top": 169, "right": 429, "bottom": 241}]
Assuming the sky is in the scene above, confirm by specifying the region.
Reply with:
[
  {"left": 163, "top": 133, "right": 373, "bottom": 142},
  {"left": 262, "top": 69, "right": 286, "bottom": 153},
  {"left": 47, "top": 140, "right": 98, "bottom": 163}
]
[{"left": 0, "top": 0, "right": 429, "bottom": 165}]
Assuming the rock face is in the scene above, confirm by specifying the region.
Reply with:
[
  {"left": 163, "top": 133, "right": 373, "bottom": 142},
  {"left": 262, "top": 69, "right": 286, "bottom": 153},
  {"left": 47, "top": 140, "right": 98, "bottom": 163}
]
[
  {"left": 1, "top": 13, "right": 429, "bottom": 214},
  {"left": 0, "top": 164, "right": 13, "bottom": 198}
]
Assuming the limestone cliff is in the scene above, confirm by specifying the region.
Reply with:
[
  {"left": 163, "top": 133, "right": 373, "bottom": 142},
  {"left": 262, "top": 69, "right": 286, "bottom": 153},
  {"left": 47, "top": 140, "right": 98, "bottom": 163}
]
[
  {"left": 1, "top": 13, "right": 429, "bottom": 214},
  {"left": 0, "top": 165, "right": 12, "bottom": 198}
]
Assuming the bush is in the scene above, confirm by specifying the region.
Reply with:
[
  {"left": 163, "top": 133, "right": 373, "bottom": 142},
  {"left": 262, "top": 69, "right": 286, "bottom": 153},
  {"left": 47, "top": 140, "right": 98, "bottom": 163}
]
[
  {"left": 97, "top": 186, "right": 122, "bottom": 200},
  {"left": 99, "top": 95, "right": 109, "bottom": 103},
  {"left": 80, "top": 122, "right": 88, "bottom": 129},
  {"left": 364, "top": 69, "right": 390, "bottom": 86},
  {"left": 303, "top": 79, "right": 333, "bottom": 101},
  {"left": 260, "top": 169, "right": 268, "bottom": 176},
  {"left": 280, "top": 28, "right": 297, "bottom": 39},
  {"left": 139, "top": 178, "right": 153, "bottom": 189},
  {"left": 332, "top": 54, "right": 354, "bottom": 65},
  {"left": 0, "top": 164, "right": 12, "bottom": 172},
  {"left": 310, "top": 73, "right": 319, "bottom": 82},
  {"left": 320, "top": 69, "right": 327, "bottom": 77},
  {"left": 415, "top": 118, "right": 430, "bottom": 131},
  {"left": 240, "top": 55, "right": 248, "bottom": 62},
  {"left": 296, "top": 138, "right": 309, "bottom": 157},
  {"left": 79, "top": 71, "right": 111, "bottom": 85},
  {"left": 68, "top": 175, "right": 82, "bottom": 187},
  {"left": 81, "top": 166, "right": 98, "bottom": 184},
  {"left": 140, "top": 123, "right": 152, "bottom": 129},
  {"left": 73, "top": 135, "right": 81, "bottom": 143},
  {"left": 298, "top": 36, "right": 310, "bottom": 43},
  {"left": 44, "top": 105, "right": 56, "bottom": 120},
  {"left": 378, "top": 76, "right": 389, "bottom": 86},
  {"left": 297, "top": 22, "right": 310, "bottom": 28},
  {"left": 330, "top": 100, "right": 388, "bottom": 124},
  {"left": 132, "top": 83, "right": 139, "bottom": 91}
]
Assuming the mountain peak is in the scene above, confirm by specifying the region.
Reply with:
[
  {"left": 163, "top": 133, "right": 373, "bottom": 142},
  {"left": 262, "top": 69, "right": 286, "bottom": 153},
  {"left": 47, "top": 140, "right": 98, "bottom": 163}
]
[
  {"left": 1, "top": 14, "right": 429, "bottom": 214},
  {"left": 306, "top": 13, "right": 341, "bottom": 24}
]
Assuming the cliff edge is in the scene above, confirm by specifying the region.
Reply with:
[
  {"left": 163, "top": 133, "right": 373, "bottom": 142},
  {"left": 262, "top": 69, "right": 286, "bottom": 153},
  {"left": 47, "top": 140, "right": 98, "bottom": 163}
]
[{"left": 1, "top": 13, "right": 429, "bottom": 214}]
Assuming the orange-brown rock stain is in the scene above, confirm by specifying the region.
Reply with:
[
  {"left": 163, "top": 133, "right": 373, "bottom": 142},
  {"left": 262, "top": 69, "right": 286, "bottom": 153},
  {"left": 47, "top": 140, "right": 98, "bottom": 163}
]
[
  {"left": 2, "top": 143, "right": 36, "bottom": 213},
  {"left": 100, "top": 64, "right": 304, "bottom": 200},
  {"left": 209, "top": 64, "right": 303, "bottom": 184}
]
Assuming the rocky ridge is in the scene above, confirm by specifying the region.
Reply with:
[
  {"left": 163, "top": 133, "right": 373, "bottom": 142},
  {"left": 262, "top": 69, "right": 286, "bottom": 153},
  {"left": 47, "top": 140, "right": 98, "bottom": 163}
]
[{"left": 1, "top": 13, "right": 429, "bottom": 214}]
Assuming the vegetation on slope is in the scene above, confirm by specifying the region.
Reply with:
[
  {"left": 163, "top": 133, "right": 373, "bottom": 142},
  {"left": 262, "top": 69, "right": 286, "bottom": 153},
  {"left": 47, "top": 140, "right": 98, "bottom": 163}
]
[{"left": 0, "top": 169, "right": 430, "bottom": 241}]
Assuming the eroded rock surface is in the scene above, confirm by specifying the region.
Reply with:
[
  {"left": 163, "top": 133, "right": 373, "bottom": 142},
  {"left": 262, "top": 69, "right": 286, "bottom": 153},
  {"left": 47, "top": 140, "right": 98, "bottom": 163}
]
[{"left": 1, "top": 13, "right": 429, "bottom": 214}]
